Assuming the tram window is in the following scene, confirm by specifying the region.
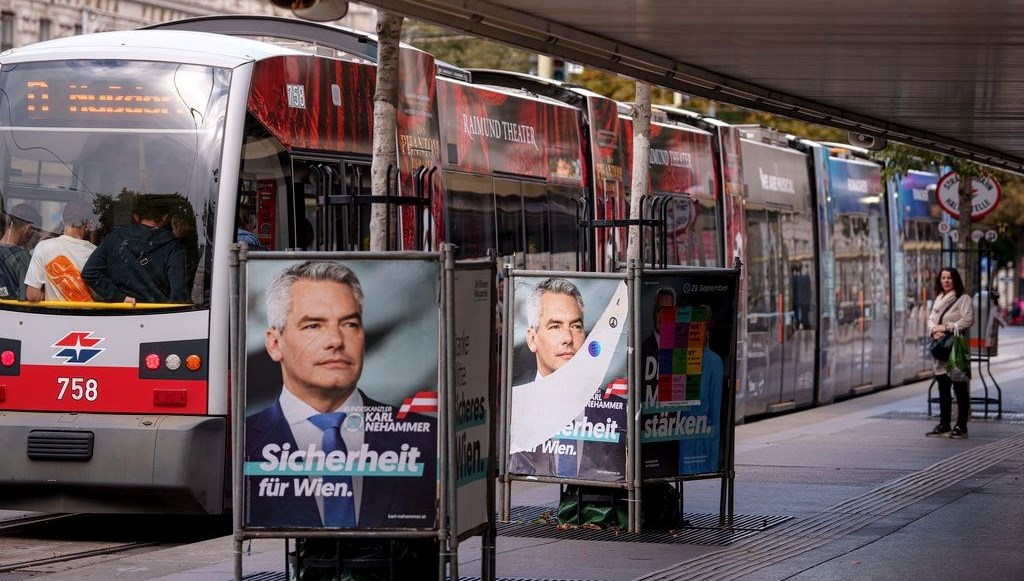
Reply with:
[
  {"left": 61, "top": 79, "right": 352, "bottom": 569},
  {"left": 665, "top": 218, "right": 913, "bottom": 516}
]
[
  {"left": 445, "top": 172, "right": 494, "bottom": 259},
  {"left": 0, "top": 59, "right": 229, "bottom": 308},
  {"left": 339, "top": 163, "right": 371, "bottom": 250},
  {"left": 494, "top": 177, "right": 524, "bottom": 258},
  {"left": 745, "top": 206, "right": 777, "bottom": 328},
  {"left": 290, "top": 163, "right": 323, "bottom": 251},
  {"left": 665, "top": 195, "right": 694, "bottom": 266},
  {"left": 697, "top": 196, "right": 721, "bottom": 266},
  {"left": 240, "top": 117, "right": 290, "bottom": 251},
  {"left": 548, "top": 185, "right": 579, "bottom": 271},
  {"left": 522, "top": 181, "right": 550, "bottom": 270}
]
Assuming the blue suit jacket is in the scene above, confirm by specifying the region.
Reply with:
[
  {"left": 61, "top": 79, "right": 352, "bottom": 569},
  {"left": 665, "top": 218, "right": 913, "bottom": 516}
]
[{"left": 244, "top": 390, "right": 437, "bottom": 530}]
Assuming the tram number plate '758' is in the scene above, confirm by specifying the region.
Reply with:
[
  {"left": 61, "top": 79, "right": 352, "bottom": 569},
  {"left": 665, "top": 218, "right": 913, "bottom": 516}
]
[{"left": 57, "top": 377, "right": 99, "bottom": 402}]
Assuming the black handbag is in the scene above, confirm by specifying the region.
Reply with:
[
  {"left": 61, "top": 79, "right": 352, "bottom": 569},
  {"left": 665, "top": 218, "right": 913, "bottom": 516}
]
[
  {"left": 929, "top": 333, "right": 954, "bottom": 360},
  {"left": 928, "top": 296, "right": 958, "bottom": 360}
]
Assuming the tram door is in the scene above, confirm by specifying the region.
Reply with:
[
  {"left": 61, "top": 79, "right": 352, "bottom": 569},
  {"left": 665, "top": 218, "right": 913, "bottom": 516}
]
[
  {"left": 903, "top": 219, "right": 943, "bottom": 380},
  {"left": 745, "top": 204, "right": 790, "bottom": 413},
  {"left": 745, "top": 205, "right": 813, "bottom": 413},
  {"left": 833, "top": 210, "right": 891, "bottom": 393},
  {"left": 287, "top": 157, "right": 372, "bottom": 251}
]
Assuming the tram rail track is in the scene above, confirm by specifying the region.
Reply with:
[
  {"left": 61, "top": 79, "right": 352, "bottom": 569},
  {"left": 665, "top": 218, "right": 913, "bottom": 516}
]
[
  {"left": 0, "top": 539, "right": 163, "bottom": 574},
  {"left": 0, "top": 513, "right": 71, "bottom": 534},
  {"left": 0, "top": 512, "right": 231, "bottom": 577}
]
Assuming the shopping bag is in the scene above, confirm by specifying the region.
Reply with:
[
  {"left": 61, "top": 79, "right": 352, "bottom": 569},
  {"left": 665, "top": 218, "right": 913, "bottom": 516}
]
[
  {"left": 557, "top": 485, "right": 628, "bottom": 529},
  {"left": 948, "top": 332, "right": 971, "bottom": 383}
]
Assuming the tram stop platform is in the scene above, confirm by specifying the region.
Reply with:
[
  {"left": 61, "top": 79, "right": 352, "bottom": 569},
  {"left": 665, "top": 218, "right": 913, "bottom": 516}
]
[{"left": 11, "top": 327, "right": 1024, "bottom": 581}]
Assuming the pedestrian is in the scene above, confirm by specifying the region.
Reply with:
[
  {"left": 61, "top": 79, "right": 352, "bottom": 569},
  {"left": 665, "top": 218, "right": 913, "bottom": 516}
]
[{"left": 926, "top": 267, "right": 974, "bottom": 438}]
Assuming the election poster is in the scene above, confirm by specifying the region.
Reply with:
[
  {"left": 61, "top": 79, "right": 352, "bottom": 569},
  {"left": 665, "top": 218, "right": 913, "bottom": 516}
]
[
  {"left": 452, "top": 266, "right": 494, "bottom": 536},
  {"left": 242, "top": 257, "right": 439, "bottom": 530},
  {"left": 506, "top": 275, "right": 629, "bottom": 483},
  {"left": 639, "top": 271, "right": 737, "bottom": 478}
]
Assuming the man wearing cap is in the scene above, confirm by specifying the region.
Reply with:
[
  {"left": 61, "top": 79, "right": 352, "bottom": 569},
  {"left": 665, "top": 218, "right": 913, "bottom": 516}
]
[
  {"left": 0, "top": 202, "right": 42, "bottom": 300},
  {"left": 24, "top": 199, "right": 97, "bottom": 302}
]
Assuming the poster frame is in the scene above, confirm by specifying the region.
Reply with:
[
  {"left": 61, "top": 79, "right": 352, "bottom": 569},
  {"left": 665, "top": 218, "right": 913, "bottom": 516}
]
[
  {"left": 633, "top": 263, "right": 740, "bottom": 529},
  {"left": 496, "top": 263, "right": 739, "bottom": 533},
  {"left": 230, "top": 246, "right": 496, "bottom": 580}
]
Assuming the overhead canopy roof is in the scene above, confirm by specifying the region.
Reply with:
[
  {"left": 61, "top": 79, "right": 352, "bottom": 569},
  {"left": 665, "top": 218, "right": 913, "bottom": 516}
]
[{"left": 357, "top": 0, "right": 1024, "bottom": 173}]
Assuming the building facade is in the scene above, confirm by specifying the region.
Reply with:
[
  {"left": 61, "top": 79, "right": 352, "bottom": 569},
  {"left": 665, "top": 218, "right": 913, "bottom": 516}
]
[{"left": 0, "top": 0, "right": 376, "bottom": 50}]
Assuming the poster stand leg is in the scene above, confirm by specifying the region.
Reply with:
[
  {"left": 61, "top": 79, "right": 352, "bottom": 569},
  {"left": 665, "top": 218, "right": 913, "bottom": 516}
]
[
  {"left": 447, "top": 544, "right": 459, "bottom": 581},
  {"left": 500, "top": 478, "right": 511, "bottom": 522},
  {"left": 233, "top": 537, "right": 242, "bottom": 581},
  {"left": 482, "top": 525, "right": 496, "bottom": 581}
]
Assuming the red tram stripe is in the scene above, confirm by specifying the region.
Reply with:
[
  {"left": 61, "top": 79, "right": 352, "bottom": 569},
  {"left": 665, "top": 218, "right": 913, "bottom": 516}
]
[{"left": 2, "top": 365, "right": 208, "bottom": 414}]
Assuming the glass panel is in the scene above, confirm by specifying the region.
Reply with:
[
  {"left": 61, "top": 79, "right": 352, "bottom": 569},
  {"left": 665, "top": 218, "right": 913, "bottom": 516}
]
[
  {"left": 548, "top": 185, "right": 579, "bottom": 271},
  {"left": 240, "top": 115, "right": 289, "bottom": 252},
  {"left": 0, "top": 60, "right": 229, "bottom": 306},
  {"left": 522, "top": 180, "right": 549, "bottom": 270},
  {"left": 445, "top": 172, "right": 494, "bottom": 259},
  {"left": 493, "top": 177, "right": 523, "bottom": 257}
]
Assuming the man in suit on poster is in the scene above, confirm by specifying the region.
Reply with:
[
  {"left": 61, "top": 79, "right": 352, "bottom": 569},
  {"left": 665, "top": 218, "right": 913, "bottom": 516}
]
[
  {"left": 244, "top": 260, "right": 436, "bottom": 529},
  {"left": 639, "top": 286, "right": 682, "bottom": 476},
  {"left": 508, "top": 277, "right": 626, "bottom": 481}
]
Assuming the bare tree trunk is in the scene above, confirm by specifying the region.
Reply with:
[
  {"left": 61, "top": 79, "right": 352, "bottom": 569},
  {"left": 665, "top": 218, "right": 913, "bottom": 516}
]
[
  {"left": 956, "top": 173, "right": 974, "bottom": 294},
  {"left": 626, "top": 83, "right": 651, "bottom": 264},
  {"left": 370, "top": 11, "right": 402, "bottom": 252}
]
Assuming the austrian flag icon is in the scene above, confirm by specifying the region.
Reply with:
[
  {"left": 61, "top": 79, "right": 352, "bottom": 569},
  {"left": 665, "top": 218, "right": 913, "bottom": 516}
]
[
  {"left": 396, "top": 391, "right": 438, "bottom": 419},
  {"left": 604, "top": 378, "right": 628, "bottom": 400}
]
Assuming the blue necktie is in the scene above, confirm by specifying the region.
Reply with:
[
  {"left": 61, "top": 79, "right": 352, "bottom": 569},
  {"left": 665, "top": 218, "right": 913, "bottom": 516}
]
[
  {"left": 557, "top": 438, "right": 577, "bottom": 478},
  {"left": 307, "top": 412, "right": 356, "bottom": 528}
]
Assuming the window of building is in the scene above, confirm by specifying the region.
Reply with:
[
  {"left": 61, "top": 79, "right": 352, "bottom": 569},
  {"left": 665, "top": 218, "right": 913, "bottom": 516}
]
[
  {"left": 1, "top": 12, "right": 15, "bottom": 51},
  {"left": 39, "top": 18, "right": 50, "bottom": 42}
]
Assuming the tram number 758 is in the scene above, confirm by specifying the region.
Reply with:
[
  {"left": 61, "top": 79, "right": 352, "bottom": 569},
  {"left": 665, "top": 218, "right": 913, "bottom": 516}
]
[{"left": 57, "top": 377, "right": 99, "bottom": 402}]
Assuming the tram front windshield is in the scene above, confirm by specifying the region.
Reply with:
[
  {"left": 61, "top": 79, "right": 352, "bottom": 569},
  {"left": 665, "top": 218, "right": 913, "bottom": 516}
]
[{"left": 0, "top": 59, "right": 230, "bottom": 308}]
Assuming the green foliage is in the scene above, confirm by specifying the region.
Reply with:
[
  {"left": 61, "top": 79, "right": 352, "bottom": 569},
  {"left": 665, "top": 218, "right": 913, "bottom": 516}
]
[
  {"left": 571, "top": 68, "right": 636, "bottom": 102},
  {"left": 402, "top": 23, "right": 533, "bottom": 72}
]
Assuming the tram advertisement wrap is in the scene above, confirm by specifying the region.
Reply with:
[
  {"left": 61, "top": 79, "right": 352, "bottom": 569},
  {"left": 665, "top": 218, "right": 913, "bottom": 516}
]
[
  {"left": 242, "top": 258, "right": 439, "bottom": 530},
  {"left": 639, "top": 271, "right": 737, "bottom": 478},
  {"left": 506, "top": 276, "right": 629, "bottom": 483}
]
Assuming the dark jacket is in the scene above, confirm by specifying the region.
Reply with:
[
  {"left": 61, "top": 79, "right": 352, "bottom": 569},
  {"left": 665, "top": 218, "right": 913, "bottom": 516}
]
[
  {"left": 82, "top": 223, "right": 188, "bottom": 303},
  {"left": 0, "top": 244, "right": 29, "bottom": 300}
]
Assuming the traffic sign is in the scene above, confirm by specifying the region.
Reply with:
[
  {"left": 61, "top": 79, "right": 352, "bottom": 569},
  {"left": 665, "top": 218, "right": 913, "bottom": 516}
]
[{"left": 935, "top": 171, "right": 1001, "bottom": 221}]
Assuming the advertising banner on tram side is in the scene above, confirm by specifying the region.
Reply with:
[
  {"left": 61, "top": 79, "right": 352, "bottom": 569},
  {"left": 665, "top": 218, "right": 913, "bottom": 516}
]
[
  {"left": 506, "top": 275, "right": 629, "bottom": 483},
  {"left": 242, "top": 257, "right": 439, "bottom": 531},
  {"left": 639, "top": 270, "right": 738, "bottom": 478}
]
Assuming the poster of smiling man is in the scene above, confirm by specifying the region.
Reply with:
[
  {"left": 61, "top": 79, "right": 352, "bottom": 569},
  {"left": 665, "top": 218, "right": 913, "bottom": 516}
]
[
  {"left": 242, "top": 257, "right": 439, "bottom": 531},
  {"left": 639, "top": 271, "right": 737, "bottom": 478},
  {"left": 506, "top": 275, "right": 629, "bottom": 483}
]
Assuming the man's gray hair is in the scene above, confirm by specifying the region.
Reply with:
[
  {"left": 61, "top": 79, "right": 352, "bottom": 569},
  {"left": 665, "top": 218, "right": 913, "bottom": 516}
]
[
  {"left": 526, "top": 277, "right": 584, "bottom": 329},
  {"left": 265, "top": 260, "right": 364, "bottom": 331}
]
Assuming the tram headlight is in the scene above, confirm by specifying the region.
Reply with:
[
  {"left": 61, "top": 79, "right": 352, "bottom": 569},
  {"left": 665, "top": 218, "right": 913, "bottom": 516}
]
[{"left": 1, "top": 350, "right": 14, "bottom": 367}]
